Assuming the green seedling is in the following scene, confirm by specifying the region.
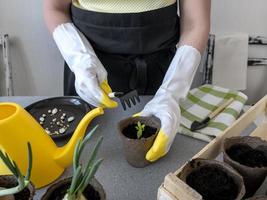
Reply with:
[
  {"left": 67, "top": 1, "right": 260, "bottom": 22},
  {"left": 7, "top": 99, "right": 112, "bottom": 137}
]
[
  {"left": 0, "top": 143, "right": 32, "bottom": 198},
  {"left": 135, "top": 121, "right": 145, "bottom": 139},
  {"left": 63, "top": 125, "right": 103, "bottom": 200}
]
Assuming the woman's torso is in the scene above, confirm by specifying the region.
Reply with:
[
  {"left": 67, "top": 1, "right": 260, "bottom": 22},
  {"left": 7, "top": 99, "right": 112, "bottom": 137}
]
[{"left": 73, "top": 0, "right": 176, "bottom": 13}]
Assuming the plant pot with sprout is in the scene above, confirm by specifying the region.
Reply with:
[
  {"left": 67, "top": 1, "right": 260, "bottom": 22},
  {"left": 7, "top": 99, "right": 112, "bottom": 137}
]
[
  {"left": 118, "top": 116, "right": 161, "bottom": 168},
  {"left": 42, "top": 126, "right": 105, "bottom": 200},
  {"left": 223, "top": 136, "right": 267, "bottom": 198},
  {"left": 178, "top": 158, "right": 245, "bottom": 200},
  {"left": 0, "top": 143, "right": 34, "bottom": 200}
]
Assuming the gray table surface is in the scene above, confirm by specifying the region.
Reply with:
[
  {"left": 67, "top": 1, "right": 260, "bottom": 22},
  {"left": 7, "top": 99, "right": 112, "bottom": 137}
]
[{"left": 0, "top": 97, "right": 266, "bottom": 199}]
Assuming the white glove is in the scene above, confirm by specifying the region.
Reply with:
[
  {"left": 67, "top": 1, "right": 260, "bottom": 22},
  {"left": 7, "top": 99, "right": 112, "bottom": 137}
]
[
  {"left": 140, "top": 45, "right": 201, "bottom": 162},
  {"left": 53, "top": 23, "right": 117, "bottom": 108}
]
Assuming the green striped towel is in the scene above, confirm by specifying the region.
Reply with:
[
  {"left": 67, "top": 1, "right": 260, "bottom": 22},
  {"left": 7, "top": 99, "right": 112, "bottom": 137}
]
[{"left": 178, "top": 84, "right": 248, "bottom": 142}]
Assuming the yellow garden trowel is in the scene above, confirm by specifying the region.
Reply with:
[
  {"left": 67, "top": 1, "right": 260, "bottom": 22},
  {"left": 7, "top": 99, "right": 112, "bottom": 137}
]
[{"left": 190, "top": 98, "right": 234, "bottom": 132}]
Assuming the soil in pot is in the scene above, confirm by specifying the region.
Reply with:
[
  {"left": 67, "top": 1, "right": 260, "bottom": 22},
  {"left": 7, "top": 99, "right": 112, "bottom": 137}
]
[
  {"left": 226, "top": 144, "right": 267, "bottom": 168},
  {"left": 186, "top": 166, "right": 238, "bottom": 200},
  {"left": 0, "top": 176, "right": 34, "bottom": 200},
  {"left": 118, "top": 116, "right": 160, "bottom": 168},
  {"left": 223, "top": 136, "right": 267, "bottom": 198},
  {"left": 42, "top": 178, "right": 105, "bottom": 200},
  {"left": 43, "top": 181, "right": 99, "bottom": 200},
  {"left": 179, "top": 159, "right": 245, "bottom": 200}
]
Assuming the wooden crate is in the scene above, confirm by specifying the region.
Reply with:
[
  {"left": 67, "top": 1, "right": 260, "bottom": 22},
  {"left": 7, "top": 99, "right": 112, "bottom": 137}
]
[{"left": 158, "top": 95, "right": 267, "bottom": 200}]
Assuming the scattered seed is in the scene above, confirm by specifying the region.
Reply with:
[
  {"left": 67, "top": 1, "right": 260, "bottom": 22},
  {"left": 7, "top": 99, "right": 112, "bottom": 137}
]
[
  {"left": 67, "top": 124, "right": 70, "bottom": 127},
  {"left": 39, "top": 117, "right": 45, "bottom": 122},
  {"left": 40, "top": 121, "right": 43, "bottom": 125},
  {"left": 56, "top": 122, "right": 60, "bottom": 125},
  {"left": 67, "top": 116, "right": 75, "bottom": 122},
  {"left": 45, "top": 129, "right": 51, "bottom": 134},
  {"left": 63, "top": 113, "right": 66, "bottom": 116},
  {"left": 54, "top": 131, "right": 59, "bottom": 135},
  {"left": 42, "top": 114, "right": 46, "bottom": 117},
  {"left": 60, "top": 116, "right": 65, "bottom": 120},
  {"left": 52, "top": 108, "right": 58, "bottom": 115},
  {"left": 59, "top": 128, "right": 66, "bottom": 134},
  {"left": 48, "top": 109, "right": 51, "bottom": 113},
  {"left": 52, "top": 118, "right": 57, "bottom": 122}
]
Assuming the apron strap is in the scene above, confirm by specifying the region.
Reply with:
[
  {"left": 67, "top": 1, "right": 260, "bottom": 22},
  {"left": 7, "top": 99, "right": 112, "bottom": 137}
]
[{"left": 130, "top": 57, "right": 148, "bottom": 94}]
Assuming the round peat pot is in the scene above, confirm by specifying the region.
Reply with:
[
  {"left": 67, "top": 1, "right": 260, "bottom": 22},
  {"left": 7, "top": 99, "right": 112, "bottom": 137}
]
[
  {"left": 245, "top": 196, "right": 267, "bottom": 200},
  {"left": 118, "top": 116, "right": 160, "bottom": 168},
  {"left": 0, "top": 175, "right": 35, "bottom": 200},
  {"left": 223, "top": 136, "right": 267, "bottom": 198},
  {"left": 179, "top": 158, "right": 245, "bottom": 200},
  {"left": 41, "top": 177, "right": 105, "bottom": 200}
]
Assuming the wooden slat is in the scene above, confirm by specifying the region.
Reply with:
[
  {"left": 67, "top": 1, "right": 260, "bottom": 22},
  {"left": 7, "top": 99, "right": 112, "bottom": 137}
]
[
  {"left": 250, "top": 122, "right": 267, "bottom": 140},
  {"left": 164, "top": 173, "right": 202, "bottom": 200},
  {"left": 158, "top": 185, "right": 179, "bottom": 200}
]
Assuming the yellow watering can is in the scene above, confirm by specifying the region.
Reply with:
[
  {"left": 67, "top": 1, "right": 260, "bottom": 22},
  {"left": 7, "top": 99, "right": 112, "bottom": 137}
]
[{"left": 0, "top": 102, "right": 104, "bottom": 188}]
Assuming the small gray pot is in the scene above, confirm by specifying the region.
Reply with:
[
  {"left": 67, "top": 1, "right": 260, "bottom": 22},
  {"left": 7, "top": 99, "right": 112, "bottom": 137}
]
[
  {"left": 223, "top": 136, "right": 267, "bottom": 198},
  {"left": 118, "top": 116, "right": 160, "bottom": 168},
  {"left": 41, "top": 177, "right": 105, "bottom": 200}
]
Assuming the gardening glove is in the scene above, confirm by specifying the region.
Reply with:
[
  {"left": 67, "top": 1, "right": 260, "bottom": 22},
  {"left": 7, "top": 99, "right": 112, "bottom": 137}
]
[
  {"left": 140, "top": 45, "right": 201, "bottom": 162},
  {"left": 53, "top": 23, "right": 118, "bottom": 108}
]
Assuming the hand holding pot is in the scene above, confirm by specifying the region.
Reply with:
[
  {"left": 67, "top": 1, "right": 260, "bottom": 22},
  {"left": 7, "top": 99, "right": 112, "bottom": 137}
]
[
  {"left": 53, "top": 23, "right": 117, "bottom": 108},
  {"left": 140, "top": 91, "right": 181, "bottom": 162},
  {"left": 140, "top": 45, "right": 201, "bottom": 162}
]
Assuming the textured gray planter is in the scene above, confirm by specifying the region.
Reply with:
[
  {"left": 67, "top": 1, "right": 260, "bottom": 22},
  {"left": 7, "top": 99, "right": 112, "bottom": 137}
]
[{"left": 118, "top": 116, "right": 160, "bottom": 168}]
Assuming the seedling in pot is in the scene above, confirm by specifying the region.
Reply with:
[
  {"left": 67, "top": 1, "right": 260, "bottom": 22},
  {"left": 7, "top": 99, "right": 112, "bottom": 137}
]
[
  {"left": 135, "top": 121, "right": 145, "bottom": 139},
  {"left": 42, "top": 125, "right": 105, "bottom": 200},
  {"left": 118, "top": 116, "right": 160, "bottom": 168},
  {"left": 0, "top": 143, "right": 33, "bottom": 200},
  {"left": 64, "top": 126, "right": 103, "bottom": 200}
]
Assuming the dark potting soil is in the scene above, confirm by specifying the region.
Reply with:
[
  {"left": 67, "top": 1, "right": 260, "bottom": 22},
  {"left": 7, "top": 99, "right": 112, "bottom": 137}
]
[
  {"left": 122, "top": 123, "right": 157, "bottom": 139},
  {"left": 45, "top": 181, "right": 100, "bottom": 200},
  {"left": 14, "top": 187, "right": 30, "bottom": 200},
  {"left": 0, "top": 181, "right": 31, "bottom": 200},
  {"left": 226, "top": 144, "right": 267, "bottom": 168},
  {"left": 186, "top": 166, "right": 238, "bottom": 200}
]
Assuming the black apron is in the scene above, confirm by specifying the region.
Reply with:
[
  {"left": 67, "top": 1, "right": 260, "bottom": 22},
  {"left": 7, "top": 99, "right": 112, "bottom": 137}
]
[{"left": 64, "top": 3, "right": 180, "bottom": 95}]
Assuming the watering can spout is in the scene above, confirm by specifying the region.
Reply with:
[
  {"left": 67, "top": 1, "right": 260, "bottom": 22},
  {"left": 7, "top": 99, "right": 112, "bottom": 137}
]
[{"left": 54, "top": 107, "right": 104, "bottom": 167}]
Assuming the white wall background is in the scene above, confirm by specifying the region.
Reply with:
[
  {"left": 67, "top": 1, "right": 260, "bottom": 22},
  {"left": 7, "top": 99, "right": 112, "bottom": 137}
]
[
  {"left": 0, "top": 0, "right": 267, "bottom": 104},
  {"left": 0, "top": 0, "right": 63, "bottom": 96}
]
